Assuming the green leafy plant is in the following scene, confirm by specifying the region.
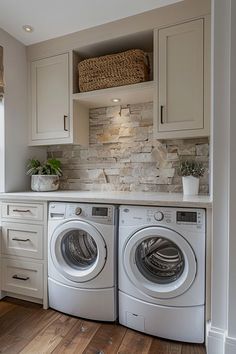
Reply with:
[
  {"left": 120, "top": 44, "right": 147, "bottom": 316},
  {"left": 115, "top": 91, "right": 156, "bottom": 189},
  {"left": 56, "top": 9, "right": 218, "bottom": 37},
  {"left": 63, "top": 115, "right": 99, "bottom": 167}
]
[
  {"left": 178, "top": 160, "right": 205, "bottom": 178},
  {"left": 26, "top": 158, "right": 62, "bottom": 176}
]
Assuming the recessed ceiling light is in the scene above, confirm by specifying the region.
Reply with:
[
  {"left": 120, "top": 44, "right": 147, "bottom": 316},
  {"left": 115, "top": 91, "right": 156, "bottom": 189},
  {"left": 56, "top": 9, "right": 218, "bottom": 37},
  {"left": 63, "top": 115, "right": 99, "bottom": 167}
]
[
  {"left": 111, "top": 98, "right": 121, "bottom": 103},
  {"left": 22, "top": 25, "right": 34, "bottom": 33}
]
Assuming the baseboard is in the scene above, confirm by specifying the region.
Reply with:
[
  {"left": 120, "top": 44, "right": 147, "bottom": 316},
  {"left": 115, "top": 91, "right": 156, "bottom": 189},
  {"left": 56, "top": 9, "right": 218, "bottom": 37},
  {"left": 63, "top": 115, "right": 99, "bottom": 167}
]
[
  {"left": 225, "top": 336, "right": 236, "bottom": 354},
  {"left": 0, "top": 291, "right": 43, "bottom": 305},
  {"left": 207, "top": 324, "right": 236, "bottom": 354},
  {"left": 207, "top": 325, "right": 225, "bottom": 354}
]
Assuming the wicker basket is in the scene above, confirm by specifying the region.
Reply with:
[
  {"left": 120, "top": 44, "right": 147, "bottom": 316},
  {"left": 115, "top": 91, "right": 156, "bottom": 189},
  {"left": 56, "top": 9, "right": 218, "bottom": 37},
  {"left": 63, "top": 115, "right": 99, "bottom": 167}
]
[{"left": 78, "top": 49, "right": 149, "bottom": 92}]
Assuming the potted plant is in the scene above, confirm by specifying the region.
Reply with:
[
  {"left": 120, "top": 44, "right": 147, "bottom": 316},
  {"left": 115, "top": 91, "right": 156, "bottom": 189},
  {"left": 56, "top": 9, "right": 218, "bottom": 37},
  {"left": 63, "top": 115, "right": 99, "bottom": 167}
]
[
  {"left": 26, "top": 158, "right": 62, "bottom": 192},
  {"left": 178, "top": 160, "right": 206, "bottom": 196}
]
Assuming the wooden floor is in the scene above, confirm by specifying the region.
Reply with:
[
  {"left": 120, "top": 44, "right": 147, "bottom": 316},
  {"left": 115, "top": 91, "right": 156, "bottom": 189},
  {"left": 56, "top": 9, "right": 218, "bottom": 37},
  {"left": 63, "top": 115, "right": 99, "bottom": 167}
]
[{"left": 0, "top": 297, "right": 206, "bottom": 354}]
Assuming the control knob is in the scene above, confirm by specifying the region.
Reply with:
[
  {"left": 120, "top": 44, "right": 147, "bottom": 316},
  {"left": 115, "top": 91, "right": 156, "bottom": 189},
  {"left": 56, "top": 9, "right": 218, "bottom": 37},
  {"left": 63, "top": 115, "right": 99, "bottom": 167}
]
[
  {"left": 154, "top": 211, "right": 164, "bottom": 221},
  {"left": 75, "top": 207, "right": 82, "bottom": 216}
]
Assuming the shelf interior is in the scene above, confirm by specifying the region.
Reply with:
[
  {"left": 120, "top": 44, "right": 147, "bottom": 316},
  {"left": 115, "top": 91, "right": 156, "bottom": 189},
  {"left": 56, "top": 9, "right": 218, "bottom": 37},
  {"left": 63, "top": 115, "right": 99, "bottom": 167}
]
[{"left": 72, "top": 81, "right": 155, "bottom": 108}]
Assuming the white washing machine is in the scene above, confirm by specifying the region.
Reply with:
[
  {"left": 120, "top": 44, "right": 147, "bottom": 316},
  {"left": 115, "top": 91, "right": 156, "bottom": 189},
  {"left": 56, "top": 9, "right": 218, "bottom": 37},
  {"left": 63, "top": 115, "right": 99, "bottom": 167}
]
[
  {"left": 48, "top": 202, "right": 117, "bottom": 321},
  {"left": 119, "top": 205, "right": 205, "bottom": 343}
]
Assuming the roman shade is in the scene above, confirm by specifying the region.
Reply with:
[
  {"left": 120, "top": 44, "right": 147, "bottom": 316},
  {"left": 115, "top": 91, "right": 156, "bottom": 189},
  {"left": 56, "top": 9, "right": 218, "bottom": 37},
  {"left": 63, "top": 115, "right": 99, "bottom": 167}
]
[{"left": 0, "top": 46, "right": 4, "bottom": 97}]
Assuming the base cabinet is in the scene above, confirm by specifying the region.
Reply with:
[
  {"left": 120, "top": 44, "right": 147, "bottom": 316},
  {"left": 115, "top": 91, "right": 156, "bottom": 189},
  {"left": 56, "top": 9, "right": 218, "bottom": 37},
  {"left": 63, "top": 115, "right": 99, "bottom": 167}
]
[{"left": 0, "top": 201, "right": 48, "bottom": 308}]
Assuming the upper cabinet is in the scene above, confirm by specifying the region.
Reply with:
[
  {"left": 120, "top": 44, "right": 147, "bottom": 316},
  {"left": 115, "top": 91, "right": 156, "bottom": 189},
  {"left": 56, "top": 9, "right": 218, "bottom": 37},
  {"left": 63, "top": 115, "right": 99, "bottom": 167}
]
[
  {"left": 154, "top": 17, "right": 210, "bottom": 139},
  {"left": 28, "top": 12, "right": 210, "bottom": 145},
  {"left": 29, "top": 53, "right": 89, "bottom": 146}
]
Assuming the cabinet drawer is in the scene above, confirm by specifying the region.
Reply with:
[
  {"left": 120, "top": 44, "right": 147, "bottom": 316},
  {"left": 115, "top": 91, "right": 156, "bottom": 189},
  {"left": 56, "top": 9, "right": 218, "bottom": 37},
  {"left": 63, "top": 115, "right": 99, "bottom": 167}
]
[
  {"left": 2, "top": 259, "right": 43, "bottom": 298},
  {"left": 2, "top": 202, "right": 44, "bottom": 221},
  {"left": 2, "top": 222, "right": 43, "bottom": 259}
]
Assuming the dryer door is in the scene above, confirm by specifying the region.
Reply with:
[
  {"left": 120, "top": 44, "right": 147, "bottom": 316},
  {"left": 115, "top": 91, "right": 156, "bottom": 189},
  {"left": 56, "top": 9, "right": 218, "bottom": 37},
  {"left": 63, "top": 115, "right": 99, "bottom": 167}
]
[
  {"left": 50, "top": 220, "right": 106, "bottom": 282},
  {"left": 123, "top": 226, "right": 197, "bottom": 299}
]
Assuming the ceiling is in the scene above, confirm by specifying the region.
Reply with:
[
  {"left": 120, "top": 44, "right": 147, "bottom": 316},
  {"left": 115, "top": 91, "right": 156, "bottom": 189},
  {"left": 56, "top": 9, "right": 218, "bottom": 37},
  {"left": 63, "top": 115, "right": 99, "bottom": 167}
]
[{"left": 0, "top": 0, "right": 182, "bottom": 45}]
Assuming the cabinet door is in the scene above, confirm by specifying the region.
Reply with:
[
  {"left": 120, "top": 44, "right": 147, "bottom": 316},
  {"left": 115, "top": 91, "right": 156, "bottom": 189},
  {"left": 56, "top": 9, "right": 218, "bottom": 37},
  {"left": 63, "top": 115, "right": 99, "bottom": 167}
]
[
  {"left": 158, "top": 19, "right": 204, "bottom": 134},
  {"left": 31, "top": 53, "right": 70, "bottom": 141}
]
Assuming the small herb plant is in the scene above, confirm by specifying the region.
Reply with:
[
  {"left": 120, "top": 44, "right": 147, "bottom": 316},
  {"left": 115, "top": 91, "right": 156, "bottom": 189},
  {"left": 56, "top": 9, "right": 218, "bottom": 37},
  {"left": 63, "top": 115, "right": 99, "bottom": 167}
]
[
  {"left": 178, "top": 160, "right": 205, "bottom": 178},
  {"left": 26, "top": 158, "right": 62, "bottom": 177}
]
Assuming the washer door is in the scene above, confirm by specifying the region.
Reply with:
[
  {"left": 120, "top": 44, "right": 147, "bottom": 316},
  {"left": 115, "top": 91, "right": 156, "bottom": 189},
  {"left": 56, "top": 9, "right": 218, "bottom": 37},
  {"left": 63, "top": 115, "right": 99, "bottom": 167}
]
[
  {"left": 123, "top": 226, "right": 197, "bottom": 299},
  {"left": 50, "top": 220, "right": 107, "bottom": 282}
]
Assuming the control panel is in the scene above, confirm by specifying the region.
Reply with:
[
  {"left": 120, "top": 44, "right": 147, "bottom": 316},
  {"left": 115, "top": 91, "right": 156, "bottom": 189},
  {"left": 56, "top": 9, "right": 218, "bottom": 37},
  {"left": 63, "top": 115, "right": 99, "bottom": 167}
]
[
  {"left": 120, "top": 206, "right": 205, "bottom": 231},
  {"left": 49, "top": 203, "right": 115, "bottom": 225}
]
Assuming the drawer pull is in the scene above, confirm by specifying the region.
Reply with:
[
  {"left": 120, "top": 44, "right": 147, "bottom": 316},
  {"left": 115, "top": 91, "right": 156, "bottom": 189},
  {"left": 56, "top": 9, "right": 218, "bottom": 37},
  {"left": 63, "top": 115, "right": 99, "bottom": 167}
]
[
  {"left": 12, "top": 209, "right": 31, "bottom": 213},
  {"left": 12, "top": 238, "right": 30, "bottom": 242},
  {"left": 12, "top": 275, "right": 30, "bottom": 281}
]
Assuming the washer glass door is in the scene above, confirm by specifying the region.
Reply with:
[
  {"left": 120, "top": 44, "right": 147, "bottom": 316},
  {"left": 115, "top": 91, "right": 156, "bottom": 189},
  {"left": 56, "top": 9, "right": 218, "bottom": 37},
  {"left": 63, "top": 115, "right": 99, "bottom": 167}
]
[
  {"left": 51, "top": 220, "right": 106, "bottom": 282},
  {"left": 61, "top": 229, "right": 97, "bottom": 270},
  {"left": 123, "top": 226, "right": 197, "bottom": 299}
]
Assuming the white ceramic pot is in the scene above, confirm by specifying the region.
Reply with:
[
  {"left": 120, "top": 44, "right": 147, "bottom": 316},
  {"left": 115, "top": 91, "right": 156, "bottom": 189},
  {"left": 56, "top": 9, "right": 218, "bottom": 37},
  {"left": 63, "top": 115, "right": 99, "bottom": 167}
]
[
  {"left": 31, "top": 175, "right": 59, "bottom": 192},
  {"left": 182, "top": 176, "right": 199, "bottom": 196}
]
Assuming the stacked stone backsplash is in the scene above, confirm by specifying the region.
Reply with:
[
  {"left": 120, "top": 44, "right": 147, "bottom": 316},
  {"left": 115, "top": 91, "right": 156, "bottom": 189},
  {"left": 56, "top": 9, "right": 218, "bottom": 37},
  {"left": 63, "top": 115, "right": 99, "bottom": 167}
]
[{"left": 47, "top": 102, "right": 209, "bottom": 194}]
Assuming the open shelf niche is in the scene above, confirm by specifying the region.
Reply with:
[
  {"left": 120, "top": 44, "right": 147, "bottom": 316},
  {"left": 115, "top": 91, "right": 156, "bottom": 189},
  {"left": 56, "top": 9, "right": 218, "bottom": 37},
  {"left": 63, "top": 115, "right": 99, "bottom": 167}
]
[{"left": 72, "top": 30, "right": 155, "bottom": 109}]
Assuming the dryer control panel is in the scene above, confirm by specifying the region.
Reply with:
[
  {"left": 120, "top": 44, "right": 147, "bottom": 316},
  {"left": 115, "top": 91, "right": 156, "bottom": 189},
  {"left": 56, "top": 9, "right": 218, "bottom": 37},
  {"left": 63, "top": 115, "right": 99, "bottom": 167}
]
[{"left": 120, "top": 206, "right": 205, "bottom": 232}]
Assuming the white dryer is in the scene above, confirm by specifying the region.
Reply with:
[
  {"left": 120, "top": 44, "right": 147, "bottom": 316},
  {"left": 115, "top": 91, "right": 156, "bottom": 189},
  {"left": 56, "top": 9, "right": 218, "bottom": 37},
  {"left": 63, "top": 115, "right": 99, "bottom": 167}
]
[
  {"left": 48, "top": 202, "right": 117, "bottom": 321},
  {"left": 119, "top": 205, "right": 205, "bottom": 343}
]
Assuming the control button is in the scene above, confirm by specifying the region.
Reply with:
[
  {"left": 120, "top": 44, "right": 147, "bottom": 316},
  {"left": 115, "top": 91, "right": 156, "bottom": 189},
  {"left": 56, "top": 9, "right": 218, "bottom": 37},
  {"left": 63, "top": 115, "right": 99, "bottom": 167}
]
[
  {"left": 154, "top": 211, "right": 164, "bottom": 221},
  {"left": 75, "top": 207, "right": 82, "bottom": 216}
]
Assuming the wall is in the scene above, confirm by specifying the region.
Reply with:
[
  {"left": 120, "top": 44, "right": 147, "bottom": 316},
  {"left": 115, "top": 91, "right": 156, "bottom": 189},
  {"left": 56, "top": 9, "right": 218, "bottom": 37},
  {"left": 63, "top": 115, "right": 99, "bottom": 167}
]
[
  {"left": 48, "top": 102, "right": 209, "bottom": 193},
  {"left": 207, "top": 0, "right": 236, "bottom": 353},
  {"left": 27, "top": 0, "right": 210, "bottom": 61},
  {"left": 0, "top": 28, "right": 45, "bottom": 192}
]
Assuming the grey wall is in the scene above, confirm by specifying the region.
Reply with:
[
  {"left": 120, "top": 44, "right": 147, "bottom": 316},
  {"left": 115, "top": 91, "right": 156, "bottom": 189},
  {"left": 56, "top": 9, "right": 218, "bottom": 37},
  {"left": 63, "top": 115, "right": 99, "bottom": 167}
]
[{"left": 0, "top": 28, "right": 45, "bottom": 192}]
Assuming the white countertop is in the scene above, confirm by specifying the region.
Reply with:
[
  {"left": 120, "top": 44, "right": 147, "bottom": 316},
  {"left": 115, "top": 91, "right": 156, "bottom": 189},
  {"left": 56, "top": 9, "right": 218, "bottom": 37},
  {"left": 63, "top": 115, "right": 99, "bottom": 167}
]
[{"left": 0, "top": 191, "right": 212, "bottom": 208}]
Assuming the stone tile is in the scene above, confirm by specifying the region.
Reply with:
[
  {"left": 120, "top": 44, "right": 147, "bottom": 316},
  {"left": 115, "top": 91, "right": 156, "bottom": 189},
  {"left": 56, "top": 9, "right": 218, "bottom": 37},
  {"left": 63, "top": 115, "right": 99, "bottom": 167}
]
[
  {"left": 46, "top": 101, "right": 209, "bottom": 194},
  {"left": 196, "top": 143, "right": 209, "bottom": 156}
]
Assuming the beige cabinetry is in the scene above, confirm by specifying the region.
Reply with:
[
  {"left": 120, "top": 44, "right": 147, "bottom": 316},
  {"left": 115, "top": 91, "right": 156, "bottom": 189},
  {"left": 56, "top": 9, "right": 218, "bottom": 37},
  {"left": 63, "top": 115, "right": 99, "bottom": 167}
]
[
  {"left": 29, "top": 53, "right": 89, "bottom": 146},
  {"left": 27, "top": 11, "right": 210, "bottom": 143},
  {"left": 0, "top": 201, "right": 48, "bottom": 308},
  {"left": 154, "top": 17, "right": 210, "bottom": 139}
]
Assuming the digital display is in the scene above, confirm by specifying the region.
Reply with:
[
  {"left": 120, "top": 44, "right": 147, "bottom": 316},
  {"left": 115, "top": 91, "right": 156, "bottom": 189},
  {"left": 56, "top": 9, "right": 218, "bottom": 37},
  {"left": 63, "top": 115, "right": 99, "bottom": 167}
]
[
  {"left": 177, "top": 211, "right": 197, "bottom": 223},
  {"left": 92, "top": 207, "right": 108, "bottom": 217}
]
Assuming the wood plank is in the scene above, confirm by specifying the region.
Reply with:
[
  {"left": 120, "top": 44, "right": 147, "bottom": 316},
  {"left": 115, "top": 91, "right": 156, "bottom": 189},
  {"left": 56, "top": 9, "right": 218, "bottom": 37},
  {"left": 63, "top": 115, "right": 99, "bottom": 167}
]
[
  {"left": 181, "top": 343, "right": 206, "bottom": 354},
  {"left": 0, "top": 334, "right": 29, "bottom": 354},
  {"left": 148, "top": 337, "right": 182, "bottom": 354},
  {"left": 20, "top": 314, "right": 77, "bottom": 354},
  {"left": 0, "top": 298, "right": 207, "bottom": 354},
  {"left": 8, "top": 308, "right": 59, "bottom": 340},
  {"left": 0, "top": 304, "right": 35, "bottom": 337},
  {"left": 117, "top": 329, "right": 153, "bottom": 353},
  {"left": 83, "top": 323, "right": 127, "bottom": 354},
  {"left": 3, "top": 296, "right": 42, "bottom": 309},
  {"left": 0, "top": 300, "right": 16, "bottom": 318},
  {"left": 52, "top": 320, "right": 101, "bottom": 354}
]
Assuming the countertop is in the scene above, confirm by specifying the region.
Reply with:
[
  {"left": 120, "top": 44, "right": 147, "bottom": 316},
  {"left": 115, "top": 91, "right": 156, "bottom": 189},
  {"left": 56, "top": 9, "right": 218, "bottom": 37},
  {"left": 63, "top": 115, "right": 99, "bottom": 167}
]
[{"left": 0, "top": 191, "right": 212, "bottom": 208}]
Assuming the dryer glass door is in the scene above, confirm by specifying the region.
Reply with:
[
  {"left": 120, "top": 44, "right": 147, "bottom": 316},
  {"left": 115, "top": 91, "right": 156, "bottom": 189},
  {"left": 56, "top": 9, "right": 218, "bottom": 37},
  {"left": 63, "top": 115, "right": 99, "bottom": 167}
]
[
  {"left": 123, "top": 226, "right": 197, "bottom": 299},
  {"left": 135, "top": 237, "right": 185, "bottom": 284},
  {"left": 51, "top": 220, "right": 106, "bottom": 282}
]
